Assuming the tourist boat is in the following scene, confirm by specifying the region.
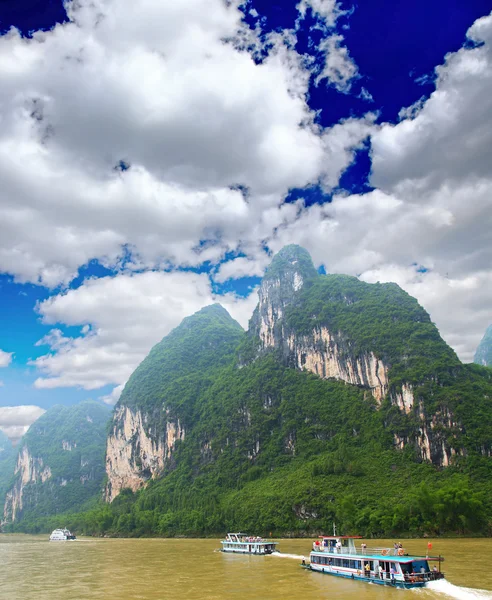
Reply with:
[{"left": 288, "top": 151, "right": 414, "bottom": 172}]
[
  {"left": 49, "top": 528, "right": 77, "bottom": 541},
  {"left": 220, "top": 533, "right": 278, "bottom": 554},
  {"left": 303, "top": 534, "right": 445, "bottom": 589}
]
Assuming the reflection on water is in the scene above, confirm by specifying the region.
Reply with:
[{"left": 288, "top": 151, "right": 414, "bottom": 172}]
[{"left": 1, "top": 536, "right": 491, "bottom": 600}]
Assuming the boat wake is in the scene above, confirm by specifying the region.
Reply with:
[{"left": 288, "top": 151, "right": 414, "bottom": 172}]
[
  {"left": 421, "top": 580, "right": 492, "bottom": 600},
  {"left": 270, "top": 551, "right": 306, "bottom": 561}
]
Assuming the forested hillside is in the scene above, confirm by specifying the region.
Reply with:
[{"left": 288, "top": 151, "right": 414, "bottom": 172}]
[{"left": 7, "top": 246, "right": 492, "bottom": 538}]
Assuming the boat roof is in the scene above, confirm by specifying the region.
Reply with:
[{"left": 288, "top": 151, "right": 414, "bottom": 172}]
[
  {"left": 319, "top": 536, "right": 362, "bottom": 539},
  {"left": 311, "top": 551, "right": 443, "bottom": 563}
]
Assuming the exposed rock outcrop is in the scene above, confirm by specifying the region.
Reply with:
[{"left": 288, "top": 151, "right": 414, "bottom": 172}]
[
  {"left": 105, "top": 406, "right": 185, "bottom": 502},
  {"left": 285, "top": 328, "right": 389, "bottom": 402},
  {"left": 250, "top": 245, "right": 391, "bottom": 402},
  {"left": 3, "top": 447, "right": 52, "bottom": 522}
]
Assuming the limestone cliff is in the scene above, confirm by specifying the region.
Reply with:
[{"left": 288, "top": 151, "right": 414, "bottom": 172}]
[
  {"left": 250, "top": 246, "right": 396, "bottom": 403},
  {"left": 105, "top": 406, "right": 184, "bottom": 502},
  {"left": 3, "top": 447, "right": 52, "bottom": 522}
]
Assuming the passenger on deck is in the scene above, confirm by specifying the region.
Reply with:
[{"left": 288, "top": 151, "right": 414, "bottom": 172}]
[
  {"left": 378, "top": 565, "right": 384, "bottom": 579},
  {"left": 364, "top": 563, "right": 371, "bottom": 578},
  {"left": 336, "top": 540, "right": 342, "bottom": 553},
  {"left": 390, "top": 567, "right": 396, "bottom": 582}
]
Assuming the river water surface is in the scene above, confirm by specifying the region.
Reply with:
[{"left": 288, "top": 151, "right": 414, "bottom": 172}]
[{"left": 2, "top": 536, "right": 492, "bottom": 600}]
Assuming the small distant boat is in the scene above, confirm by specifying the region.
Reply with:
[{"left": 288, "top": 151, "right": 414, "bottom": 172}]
[
  {"left": 49, "top": 528, "right": 76, "bottom": 541},
  {"left": 303, "top": 532, "right": 445, "bottom": 589},
  {"left": 220, "top": 533, "right": 278, "bottom": 554}
]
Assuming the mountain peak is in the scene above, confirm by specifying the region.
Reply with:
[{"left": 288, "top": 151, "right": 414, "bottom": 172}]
[{"left": 264, "top": 245, "right": 318, "bottom": 283}]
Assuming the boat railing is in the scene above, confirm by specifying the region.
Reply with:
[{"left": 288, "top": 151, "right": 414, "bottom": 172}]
[
  {"left": 359, "top": 570, "right": 444, "bottom": 583},
  {"left": 402, "top": 571, "right": 445, "bottom": 583},
  {"left": 313, "top": 546, "right": 407, "bottom": 557}
]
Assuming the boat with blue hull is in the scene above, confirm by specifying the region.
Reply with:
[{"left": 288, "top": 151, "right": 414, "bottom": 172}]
[
  {"left": 303, "top": 535, "right": 445, "bottom": 589},
  {"left": 221, "top": 533, "right": 278, "bottom": 555}
]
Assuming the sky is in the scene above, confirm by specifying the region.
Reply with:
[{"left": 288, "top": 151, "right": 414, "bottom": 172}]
[{"left": 0, "top": 0, "right": 491, "bottom": 439}]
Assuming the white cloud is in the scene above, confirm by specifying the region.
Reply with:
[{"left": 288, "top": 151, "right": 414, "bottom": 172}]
[
  {"left": 0, "top": 350, "right": 13, "bottom": 367},
  {"left": 100, "top": 384, "right": 125, "bottom": 406},
  {"left": 315, "top": 34, "right": 359, "bottom": 92},
  {"left": 0, "top": 0, "right": 370, "bottom": 287},
  {"left": 0, "top": 405, "right": 46, "bottom": 442},
  {"left": 296, "top": 0, "right": 343, "bottom": 28},
  {"left": 32, "top": 270, "right": 258, "bottom": 396}
]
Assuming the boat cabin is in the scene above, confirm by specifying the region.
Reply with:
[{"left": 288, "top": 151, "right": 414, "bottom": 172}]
[
  {"left": 312, "top": 535, "right": 362, "bottom": 554},
  {"left": 221, "top": 533, "right": 277, "bottom": 554}
]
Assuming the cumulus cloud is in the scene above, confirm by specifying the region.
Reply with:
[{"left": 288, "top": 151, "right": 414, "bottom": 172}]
[
  {"left": 0, "top": 350, "right": 13, "bottom": 367},
  {"left": 0, "top": 405, "right": 46, "bottom": 442},
  {"left": 296, "top": 0, "right": 343, "bottom": 28},
  {"left": 0, "top": 0, "right": 370, "bottom": 287},
  {"left": 32, "top": 270, "right": 258, "bottom": 398},
  {"left": 315, "top": 34, "right": 359, "bottom": 92},
  {"left": 296, "top": 0, "right": 358, "bottom": 92}
]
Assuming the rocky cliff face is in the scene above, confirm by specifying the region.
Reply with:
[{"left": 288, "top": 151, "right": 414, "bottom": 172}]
[
  {"left": 3, "top": 447, "right": 52, "bottom": 522},
  {"left": 105, "top": 406, "right": 185, "bottom": 502},
  {"left": 251, "top": 246, "right": 397, "bottom": 404},
  {"left": 475, "top": 324, "right": 492, "bottom": 366}
]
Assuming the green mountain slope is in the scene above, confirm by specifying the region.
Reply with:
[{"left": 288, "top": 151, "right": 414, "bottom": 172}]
[
  {"left": 119, "top": 303, "right": 244, "bottom": 418},
  {"left": 3, "top": 401, "right": 110, "bottom": 528},
  {"left": 475, "top": 324, "right": 492, "bottom": 367}
]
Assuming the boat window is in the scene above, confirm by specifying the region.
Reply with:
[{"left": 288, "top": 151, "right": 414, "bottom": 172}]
[{"left": 343, "top": 559, "right": 350, "bottom": 568}]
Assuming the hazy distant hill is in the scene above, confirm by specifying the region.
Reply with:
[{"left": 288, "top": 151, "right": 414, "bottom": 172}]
[
  {"left": 475, "top": 324, "right": 492, "bottom": 367},
  {"left": 0, "top": 429, "right": 15, "bottom": 512},
  {"left": 3, "top": 401, "right": 110, "bottom": 527}
]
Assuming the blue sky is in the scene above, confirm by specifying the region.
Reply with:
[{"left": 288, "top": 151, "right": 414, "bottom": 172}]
[{"left": 0, "top": 0, "right": 491, "bottom": 436}]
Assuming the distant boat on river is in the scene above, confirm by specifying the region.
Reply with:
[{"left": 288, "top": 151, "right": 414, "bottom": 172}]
[
  {"left": 49, "top": 528, "right": 77, "bottom": 541},
  {"left": 220, "top": 533, "right": 278, "bottom": 554},
  {"left": 303, "top": 534, "right": 445, "bottom": 589}
]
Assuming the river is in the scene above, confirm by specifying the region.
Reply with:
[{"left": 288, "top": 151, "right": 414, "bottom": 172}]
[{"left": 2, "top": 536, "right": 491, "bottom": 600}]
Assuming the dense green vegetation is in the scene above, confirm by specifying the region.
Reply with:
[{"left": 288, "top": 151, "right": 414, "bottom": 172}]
[
  {"left": 475, "top": 324, "right": 492, "bottom": 366},
  {"left": 3, "top": 401, "right": 110, "bottom": 526},
  {"left": 119, "top": 303, "right": 244, "bottom": 421},
  {"left": 7, "top": 246, "right": 492, "bottom": 539},
  {"left": 12, "top": 357, "right": 492, "bottom": 538}
]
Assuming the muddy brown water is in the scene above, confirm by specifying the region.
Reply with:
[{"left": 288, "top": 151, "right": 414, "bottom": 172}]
[{"left": 2, "top": 536, "right": 491, "bottom": 600}]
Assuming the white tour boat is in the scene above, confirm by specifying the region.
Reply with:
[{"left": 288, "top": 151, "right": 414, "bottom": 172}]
[
  {"left": 303, "top": 533, "right": 445, "bottom": 589},
  {"left": 49, "top": 528, "right": 77, "bottom": 541},
  {"left": 220, "top": 533, "right": 278, "bottom": 554}
]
